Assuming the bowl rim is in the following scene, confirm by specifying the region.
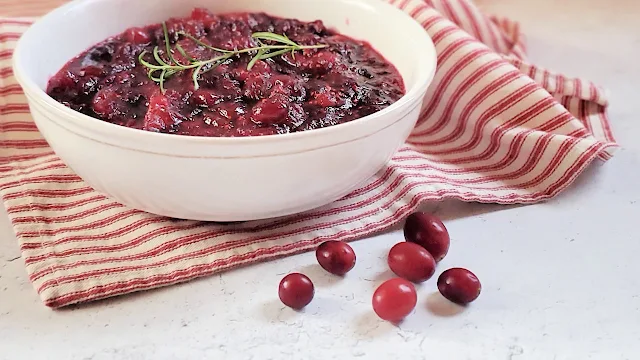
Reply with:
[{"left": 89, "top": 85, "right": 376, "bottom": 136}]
[{"left": 12, "top": 0, "right": 437, "bottom": 146}]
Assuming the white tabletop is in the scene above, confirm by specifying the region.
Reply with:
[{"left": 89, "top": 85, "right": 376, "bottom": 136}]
[{"left": 2, "top": 0, "right": 639, "bottom": 359}]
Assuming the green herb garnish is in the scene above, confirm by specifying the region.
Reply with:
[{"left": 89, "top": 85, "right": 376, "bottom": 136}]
[{"left": 138, "top": 22, "right": 327, "bottom": 93}]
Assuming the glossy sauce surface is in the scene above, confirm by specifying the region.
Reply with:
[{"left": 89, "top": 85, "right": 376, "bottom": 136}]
[{"left": 46, "top": 9, "right": 405, "bottom": 137}]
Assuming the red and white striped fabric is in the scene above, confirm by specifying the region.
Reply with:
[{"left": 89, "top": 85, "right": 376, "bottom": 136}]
[{"left": 0, "top": 0, "right": 617, "bottom": 308}]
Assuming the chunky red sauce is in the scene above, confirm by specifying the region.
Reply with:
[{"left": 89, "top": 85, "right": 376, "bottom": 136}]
[{"left": 46, "top": 9, "right": 405, "bottom": 137}]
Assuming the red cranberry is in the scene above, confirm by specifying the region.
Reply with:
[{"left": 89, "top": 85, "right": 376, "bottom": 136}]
[
  {"left": 437, "top": 268, "right": 481, "bottom": 305},
  {"left": 79, "top": 65, "right": 104, "bottom": 77},
  {"left": 278, "top": 273, "right": 314, "bottom": 310},
  {"left": 298, "top": 51, "right": 337, "bottom": 75},
  {"left": 242, "top": 74, "right": 273, "bottom": 100},
  {"left": 182, "top": 20, "right": 206, "bottom": 38},
  {"left": 251, "top": 93, "right": 290, "bottom": 124},
  {"left": 387, "top": 242, "right": 436, "bottom": 283},
  {"left": 403, "top": 212, "right": 450, "bottom": 262},
  {"left": 191, "top": 89, "right": 224, "bottom": 108},
  {"left": 270, "top": 76, "right": 306, "bottom": 100},
  {"left": 309, "top": 85, "right": 345, "bottom": 107},
  {"left": 372, "top": 278, "right": 417, "bottom": 322},
  {"left": 46, "top": 70, "right": 77, "bottom": 91},
  {"left": 143, "top": 91, "right": 184, "bottom": 132},
  {"left": 315, "top": 241, "right": 356, "bottom": 276},
  {"left": 234, "top": 61, "right": 271, "bottom": 81},
  {"left": 191, "top": 8, "right": 214, "bottom": 21},
  {"left": 217, "top": 77, "right": 242, "bottom": 98},
  {"left": 92, "top": 86, "right": 119, "bottom": 117},
  {"left": 124, "top": 27, "right": 151, "bottom": 44}
]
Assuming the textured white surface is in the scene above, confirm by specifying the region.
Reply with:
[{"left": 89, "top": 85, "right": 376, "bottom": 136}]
[{"left": 1, "top": 0, "right": 640, "bottom": 358}]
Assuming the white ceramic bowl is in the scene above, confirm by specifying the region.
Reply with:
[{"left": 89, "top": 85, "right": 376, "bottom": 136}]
[{"left": 12, "top": 0, "right": 436, "bottom": 221}]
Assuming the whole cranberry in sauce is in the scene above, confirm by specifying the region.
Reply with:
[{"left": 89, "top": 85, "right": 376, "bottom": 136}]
[
  {"left": 315, "top": 240, "right": 356, "bottom": 276},
  {"left": 437, "top": 268, "right": 481, "bottom": 305},
  {"left": 372, "top": 278, "right": 417, "bottom": 322},
  {"left": 278, "top": 273, "right": 315, "bottom": 309},
  {"left": 403, "top": 212, "right": 450, "bottom": 262},
  {"left": 387, "top": 242, "right": 436, "bottom": 283}
]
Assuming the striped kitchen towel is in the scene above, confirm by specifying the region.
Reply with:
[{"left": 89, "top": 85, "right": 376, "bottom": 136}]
[{"left": 0, "top": 0, "right": 617, "bottom": 308}]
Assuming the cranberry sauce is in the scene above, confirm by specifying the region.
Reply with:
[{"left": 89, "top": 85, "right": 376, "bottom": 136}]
[{"left": 46, "top": 9, "right": 405, "bottom": 137}]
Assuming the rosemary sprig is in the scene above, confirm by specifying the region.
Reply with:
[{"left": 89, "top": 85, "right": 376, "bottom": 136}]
[{"left": 138, "top": 22, "right": 327, "bottom": 93}]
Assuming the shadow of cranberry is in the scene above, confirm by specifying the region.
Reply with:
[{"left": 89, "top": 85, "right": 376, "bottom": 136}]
[
  {"left": 352, "top": 311, "right": 396, "bottom": 339},
  {"left": 295, "top": 263, "right": 345, "bottom": 288},
  {"left": 362, "top": 269, "right": 395, "bottom": 289},
  {"left": 425, "top": 291, "right": 465, "bottom": 317},
  {"left": 258, "top": 298, "right": 299, "bottom": 323}
]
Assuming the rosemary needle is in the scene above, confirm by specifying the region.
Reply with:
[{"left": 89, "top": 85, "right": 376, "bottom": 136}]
[{"left": 138, "top": 22, "right": 327, "bottom": 92}]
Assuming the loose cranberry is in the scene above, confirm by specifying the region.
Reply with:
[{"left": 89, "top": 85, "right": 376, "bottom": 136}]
[
  {"left": 372, "top": 278, "right": 417, "bottom": 322},
  {"left": 387, "top": 242, "right": 436, "bottom": 283},
  {"left": 315, "top": 241, "right": 356, "bottom": 276},
  {"left": 403, "top": 212, "right": 450, "bottom": 262},
  {"left": 278, "top": 273, "right": 314, "bottom": 310},
  {"left": 437, "top": 268, "right": 481, "bottom": 305}
]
